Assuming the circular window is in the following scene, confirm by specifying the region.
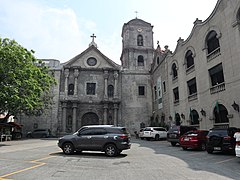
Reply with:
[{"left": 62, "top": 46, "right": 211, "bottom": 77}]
[{"left": 87, "top": 57, "right": 97, "bottom": 66}]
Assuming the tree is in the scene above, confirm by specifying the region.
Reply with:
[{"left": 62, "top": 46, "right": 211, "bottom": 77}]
[{"left": 0, "top": 37, "right": 56, "bottom": 120}]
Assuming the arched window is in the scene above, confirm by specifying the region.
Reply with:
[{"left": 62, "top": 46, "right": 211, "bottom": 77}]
[
  {"left": 185, "top": 50, "right": 194, "bottom": 69},
  {"left": 214, "top": 103, "right": 229, "bottom": 123},
  {"left": 68, "top": 84, "right": 74, "bottom": 95},
  {"left": 206, "top": 30, "right": 220, "bottom": 54},
  {"left": 172, "top": 63, "right": 178, "bottom": 79},
  {"left": 137, "top": 35, "right": 143, "bottom": 46},
  {"left": 137, "top": 55, "right": 144, "bottom": 66},
  {"left": 108, "top": 85, "right": 114, "bottom": 97},
  {"left": 190, "top": 109, "right": 199, "bottom": 125}
]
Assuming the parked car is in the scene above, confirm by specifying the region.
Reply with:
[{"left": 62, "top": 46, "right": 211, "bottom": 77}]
[
  {"left": 141, "top": 127, "right": 167, "bottom": 141},
  {"left": 26, "top": 129, "right": 51, "bottom": 138},
  {"left": 179, "top": 130, "right": 209, "bottom": 150},
  {"left": 167, "top": 125, "right": 197, "bottom": 146},
  {"left": 206, "top": 127, "right": 238, "bottom": 154},
  {"left": 58, "top": 125, "right": 131, "bottom": 157}
]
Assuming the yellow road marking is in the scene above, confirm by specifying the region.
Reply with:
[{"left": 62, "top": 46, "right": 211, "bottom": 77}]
[
  {"left": 0, "top": 155, "right": 56, "bottom": 179},
  {"left": 215, "top": 157, "right": 236, "bottom": 164},
  {"left": 1, "top": 163, "right": 46, "bottom": 178}
]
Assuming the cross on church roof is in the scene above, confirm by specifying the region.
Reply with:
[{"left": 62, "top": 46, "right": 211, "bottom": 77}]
[
  {"left": 135, "top": 11, "right": 138, "bottom": 18},
  {"left": 90, "top": 33, "right": 96, "bottom": 42}
]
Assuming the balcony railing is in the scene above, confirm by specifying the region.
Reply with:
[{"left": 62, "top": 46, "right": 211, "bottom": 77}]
[
  {"left": 188, "top": 93, "right": 198, "bottom": 101},
  {"left": 207, "top": 47, "right": 221, "bottom": 62},
  {"left": 210, "top": 82, "right": 225, "bottom": 94}
]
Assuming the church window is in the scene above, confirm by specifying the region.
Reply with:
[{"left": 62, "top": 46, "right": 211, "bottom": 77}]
[
  {"left": 237, "top": 8, "right": 240, "bottom": 22},
  {"left": 163, "top": 81, "right": 166, "bottom": 93},
  {"left": 189, "top": 109, "right": 199, "bottom": 125},
  {"left": 87, "top": 57, "right": 97, "bottom": 66},
  {"left": 138, "top": 86, "right": 145, "bottom": 96},
  {"left": 108, "top": 85, "right": 114, "bottom": 97},
  {"left": 172, "top": 63, "right": 178, "bottom": 79},
  {"left": 137, "top": 55, "right": 144, "bottom": 66},
  {"left": 137, "top": 35, "right": 143, "bottom": 46},
  {"left": 185, "top": 50, "right": 194, "bottom": 69},
  {"left": 154, "top": 86, "right": 157, "bottom": 100},
  {"left": 68, "top": 84, "right": 74, "bottom": 95},
  {"left": 206, "top": 30, "right": 220, "bottom": 54},
  {"left": 86, "top": 83, "right": 96, "bottom": 95}
]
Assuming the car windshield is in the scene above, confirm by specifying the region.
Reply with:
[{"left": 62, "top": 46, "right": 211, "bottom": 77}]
[{"left": 184, "top": 131, "right": 198, "bottom": 136}]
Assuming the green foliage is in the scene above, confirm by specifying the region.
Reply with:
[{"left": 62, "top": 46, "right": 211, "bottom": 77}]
[{"left": 0, "top": 37, "right": 56, "bottom": 116}]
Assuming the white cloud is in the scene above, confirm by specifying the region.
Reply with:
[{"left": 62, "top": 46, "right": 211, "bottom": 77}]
[{"left": 0, "top": 0, "right": 92, "bottom": 62}]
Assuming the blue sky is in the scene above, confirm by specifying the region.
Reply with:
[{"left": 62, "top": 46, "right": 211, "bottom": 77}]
[{"left": 0, "top": 0, "right": 218, "bottom": 64}]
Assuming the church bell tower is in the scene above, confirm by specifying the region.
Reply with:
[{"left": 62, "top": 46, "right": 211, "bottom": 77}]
[{"left": 120, "top": 18, "right": 154, "bottom": 132}]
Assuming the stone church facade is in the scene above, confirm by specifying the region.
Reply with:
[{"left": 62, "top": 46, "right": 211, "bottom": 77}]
[{"left": 21, "top": 0, "right": 240, "bottom": 136}]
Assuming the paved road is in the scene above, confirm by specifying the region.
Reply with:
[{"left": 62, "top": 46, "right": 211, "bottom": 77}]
[{"left": 0, "top": 138, "right": 240, "bottom": 180}]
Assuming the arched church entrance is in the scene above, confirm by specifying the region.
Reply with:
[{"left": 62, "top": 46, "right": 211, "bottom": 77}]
[{"left": 81, "top": 112, "right": 99, "bottom": 126}]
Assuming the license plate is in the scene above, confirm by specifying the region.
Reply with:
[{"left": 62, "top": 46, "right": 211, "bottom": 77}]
[
  {"left": 214, "top": 147, "right": 221, "bottom": 150},
  {"left": 170, "top": 134, "right": 176, "bottom": 138},
  {"left": 184, "top": 138, "right": 189, "bottom": 141}
]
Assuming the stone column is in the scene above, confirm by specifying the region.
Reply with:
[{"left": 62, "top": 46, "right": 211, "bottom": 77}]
[
  {"left": 73, "top": 69, "right": 79, "bottom": 96},
  {"left": 64, "top": 69, "right": 69, "bottom": 96},
  {"left": 113, "top": 103, "right": 118, "bottom": 126},
  {"left": 103, "top": 70, "right": 109, "bottom": 99},
  {"left": 62, "top": 102, "right": 67, "bottom": 133},
  {"left": 103, "top": 104, "right": 108, "bottom": 124},
  {"left": 72, "top": 103, "right": 77, "bottom": 132},
  {"left": 113, "top": 71, "right": 118, "bottom": 98}
]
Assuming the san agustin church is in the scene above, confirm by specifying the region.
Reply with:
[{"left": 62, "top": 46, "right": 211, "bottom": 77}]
[{"left": 21, "top": 0, "right": 240, "bottom": 136}]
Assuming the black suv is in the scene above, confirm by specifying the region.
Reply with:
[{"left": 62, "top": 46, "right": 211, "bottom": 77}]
[
  {"left": 58, "top": 125, "right": 131, "bottom": 157},
  {"left": 206, "top": 127, "right": 238, "bottom": 154},
  {"left": 167, "top": 125, "right": 197, "bottom": 146}
]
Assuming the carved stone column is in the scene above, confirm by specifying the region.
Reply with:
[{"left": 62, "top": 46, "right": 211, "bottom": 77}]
[
  {"left": 72, "top": 103, "right": 77, "bottom": 132},
  {"left": 103, "top": 104, "right": 108, "bottom": 124},
  {"left": 64, "top": 69, "right": 69, "bottom": 96},
  {"left": 113, "top": 103, "right": 118, "bottom": 126},
  {"left": 62, "top": 102, "right": 67, "bottom": 133},
  {"left": 103, "top": 70, "right": 109, "bottom": 99},
  {"left": 113, "top": 71, "right": 118, "bottom": 98},
  {"left": 73, "top": 69, "right": 79, "bottom": 96}
]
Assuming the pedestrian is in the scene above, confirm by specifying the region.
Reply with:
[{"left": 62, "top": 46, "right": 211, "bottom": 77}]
[{"left": 234, "top": 128, "right": 240, "bottom": 146}]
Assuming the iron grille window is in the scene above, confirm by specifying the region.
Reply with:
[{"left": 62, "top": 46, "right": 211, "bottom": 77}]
[
  {"left": 137, "top": 55, "right": 144, "bottom": 66},
  {"left": 137, "top": 35, "right": 143, "bottom": 46},
  {"left": 86, "top": 83, "right": 96, "bottom": 95},
  {"left": 138, "top": 86, "right": 145, "bottom": 96},
  {"left": 68, "top": 84, "right": 74, "bottom": 95}
]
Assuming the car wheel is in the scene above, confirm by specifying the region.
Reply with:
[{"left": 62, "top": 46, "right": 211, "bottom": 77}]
[
  {"left": 140, "top": 137, "right": 144, "bottom": 140},
  {"left": 63, "top": 143, "right": 74, "bottom": 155},
  {"left": 200, "top": 143, "right": 206, "bottom": 151},
  {"left": 26, "top": 134, "right": 31, "bottom": 138},
  {"left": 42, "top": 134, "right": 47, "bottom": 138},
  {"left": 171, "top": 142, "right": 177, "bottom": 146},
  {"left": 207, "top": 148, "right": 213, "bottom": 154},
  {"left": 155, "top": 134, "right": 160, "bottom": 141},
  {"left": 105, "top": 144, "right": 118, "bottom": 157},
  {"left": 182, "top": 147, "right": 187, "bottom": 150}
]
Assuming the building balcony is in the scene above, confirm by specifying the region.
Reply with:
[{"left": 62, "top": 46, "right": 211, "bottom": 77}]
[
  {"left": 188, "top": 93, "right": 198, "bottom": 101},
  {"left": 207, "top": 47, "right": 221, "bottom": 62},
  {"left": 210, "top": 82, "right": 225, "bottom": 94}
]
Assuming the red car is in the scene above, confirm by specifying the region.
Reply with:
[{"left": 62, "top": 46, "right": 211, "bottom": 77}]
[{"left": 179, "top": 130, "right": 209, "bottom": 151}]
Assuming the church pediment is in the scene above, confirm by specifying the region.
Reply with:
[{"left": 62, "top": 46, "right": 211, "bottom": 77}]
[{"left": 62, "top": 45, "right": 120, "bottom": 70}]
